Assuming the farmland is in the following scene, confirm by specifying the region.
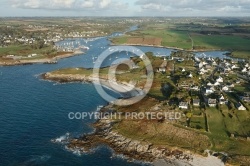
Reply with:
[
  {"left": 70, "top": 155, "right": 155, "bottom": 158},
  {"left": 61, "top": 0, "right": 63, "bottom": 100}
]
[{"left": 111, "top": 18, "right": 250, "bottom": 59}]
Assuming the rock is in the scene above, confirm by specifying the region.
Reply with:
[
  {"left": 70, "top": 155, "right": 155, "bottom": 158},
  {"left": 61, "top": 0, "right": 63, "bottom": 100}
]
[
  {"left": 151, "top": 148, "right": 166, "bottom": 158},
  {"left": 136, "top": 144, "right": 150, "bottom": 153},
  {"left": 126, "top": 140, "right": 140, "bottom": 151}
]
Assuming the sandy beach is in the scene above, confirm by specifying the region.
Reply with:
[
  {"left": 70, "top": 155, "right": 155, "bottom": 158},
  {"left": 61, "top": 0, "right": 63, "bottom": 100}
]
[{"left": 42, "top": 72, "right": 143, "bottom": 100}]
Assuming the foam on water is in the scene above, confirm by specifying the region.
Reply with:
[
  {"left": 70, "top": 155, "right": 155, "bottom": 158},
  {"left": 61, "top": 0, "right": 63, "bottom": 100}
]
[
  {"left": 24, "top": 155, "right": 51, "bottom": 165},
  {"left": 51, "top": 132, "right": 70, "bottom": 144}
]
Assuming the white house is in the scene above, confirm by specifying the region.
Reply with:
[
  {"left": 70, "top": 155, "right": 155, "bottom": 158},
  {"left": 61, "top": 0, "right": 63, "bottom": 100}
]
[
  {"left": 222, "top": 86, "right": 229, "bottom": 92},
  {"left": 200, "top": 68, "right": 208, "bottom": 73},
  {"left": 214, "top": 82, "right": 220, "bottom": 86},
  {"left": 208, "top": 98, "right": 217, "bottom": 107},
  {"left": 207, "top": 82, "right": 213, "bottom": 86},
  {"left": 206, "top": 88, "right": 214, "bottom": 95},
  {"left": 216, "top": 77, "right": 223, "bottom": 83},
  {"left": 199, "top": 62, "right": 204, "bottom": 68},
  {"left": 179, "top": 102, "right": 189, "bottom": 109},
  {"left": 158, "top": 67, "right": 166, "bottom": 73},
  {"left": 212, "top": 61, "right": 217, "bottom": 66},
  {"left": 190, "top": 86, "right": 199, "bottom": 91},
  {"left": 224, "top": 68, "right": 231, "bottom": 72},
  {"left": 242, "top": 68, "right": 248, "bottom": 73},
  {"left": 210, "top": 86, "right": 216, "bottom": 91},
  {"left": 219, "top": 95, "right": 228, "bottom": 105},
  {"left": 231, "top": 65, "right": 239, "bottom": 70},
  {"left": 193, "top": 99, "right": 200, "bottom": 107},
  {"left": 203, "top": 61, "right": 208, "bottom": 65},
  {"left": 237, "top": 103, "right": 246, "bottom": 111},
  {"left": 188, "top": 73, "right": 193, "bottom": 78},
  {"left": 225, "top": 62, "right": 231, "bottom": 67},
  {"left": 195, "top": 57, "right": 200, "bottom": 62}
]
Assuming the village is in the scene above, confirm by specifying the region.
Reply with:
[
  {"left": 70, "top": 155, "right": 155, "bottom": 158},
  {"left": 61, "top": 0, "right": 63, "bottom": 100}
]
[
  {"left": 0, "top": 18, "right": 136, "bottom": 60},
  {"left": 155, "top": 51, "right": 250, "bottom": 139}
]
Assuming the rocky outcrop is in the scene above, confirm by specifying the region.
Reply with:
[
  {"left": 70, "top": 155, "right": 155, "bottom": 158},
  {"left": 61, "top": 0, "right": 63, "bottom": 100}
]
[
  {"left": 42, "top": 72, "right": 91, "bottom": 83},
  {"left": 67, "top": 112, "right": 193, "bottom": 163}
]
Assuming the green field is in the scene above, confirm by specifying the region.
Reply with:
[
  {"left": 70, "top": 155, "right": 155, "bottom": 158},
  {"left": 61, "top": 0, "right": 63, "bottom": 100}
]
[
  {"left": 0, "top": 45, "right": 56, "bottom": 57},
  {"left": 141, "top": 29, "right": 192, "bottom": 49},
  {"left": 111, "top": 24, "right": 250, "bottom": 59},
  {"left": 191, "top": 34, "right": 250, "bottom": 51}
]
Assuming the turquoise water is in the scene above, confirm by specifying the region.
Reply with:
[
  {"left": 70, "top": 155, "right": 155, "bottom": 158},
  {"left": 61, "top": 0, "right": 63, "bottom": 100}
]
[{"left": 0, "top": 32, "right": 229, "bottom": 166}]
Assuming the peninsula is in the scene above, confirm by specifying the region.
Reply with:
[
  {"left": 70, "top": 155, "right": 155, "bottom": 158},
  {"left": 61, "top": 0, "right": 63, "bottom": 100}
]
[{"left": 43, "top": 53, "right": 250, "bottom": 166}]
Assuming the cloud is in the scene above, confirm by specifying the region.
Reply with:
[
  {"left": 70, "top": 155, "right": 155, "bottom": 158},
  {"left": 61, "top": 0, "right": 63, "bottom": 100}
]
[
  {"left": 135, "top": 0, "right": 250, "bottom": 15},
  {"left": 11, "top": 0, "right": 76, "bottom": 9},
  {"left": 81, "top": 0, "right": 94, "bottom": 8},
  {"left": 10, "top": 0, "right": 128, "bottom": 10},
  {"left": 99, "top": 0, "right": 111, "bottom": 8},
  {"left": 6, "top": 0, "right": 250, "bottom": 16}
]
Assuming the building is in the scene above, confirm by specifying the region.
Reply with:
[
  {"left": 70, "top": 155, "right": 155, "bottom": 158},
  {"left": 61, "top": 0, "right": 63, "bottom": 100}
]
[
  {"left": 193, "top": 99, "right": 200, "bottom": 107},
  {"left": 207, "top": 82, "right": 213, "bottom": 86},
  {"left": 190, "top": 86, "right": 199, "bottom": 91},
  {"left": 179, "top": 102, "right": 189, "bottom": 109},
  {"left": 219, "top": 95, "right": 228, "bottom": 105},
  {"left": 242, "top": 68, "right": 248, "bottom": 73},
  {"left": 188, "top": 73, "right": 193, "bottom": 78},
  {"left": 240, "top": 92, "right": 250, "bottom": 102},
  {"left": 236, "top": 103, "right": 246, "bottom": 111},
  {"left": 205, "top": 88, "right": 214, "bottom": 95},
  {"left": 222, "top": 86, "right": 229, "bottom": 92},
  {"left": 216, "top": 77, "right": 223, "bottom": 83},
  {"left": 231, "top": 65, "right": 239, "bottom": 70},
  {"left": 158, "top": 67, "right": 166, "bottom": 73},
  {"left": 212, "top": 61, "right": 217, "bottom": 66},
  {"left": 208, "top": 98, "right": 217, "bottom": 107},
  {"left": 214, "top": 81, "right": 220, "bottom": 86}
]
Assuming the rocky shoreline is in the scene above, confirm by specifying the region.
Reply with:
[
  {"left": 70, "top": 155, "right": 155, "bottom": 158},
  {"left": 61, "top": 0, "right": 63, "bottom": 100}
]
[
  {"left": 43, "top": 71, "right": 227, "bottom": 166},
  {"left": 42, "top": 72, "right": 143, "bottom": 101},
  {"left": 65, "top": 105, "right": 226, "bottom": 166},
  {"left": 67, "top": 106, "right": 194, "bottom": 165},
  {"left": 43, "top": 72, "right": 196, "bottom": 164}
]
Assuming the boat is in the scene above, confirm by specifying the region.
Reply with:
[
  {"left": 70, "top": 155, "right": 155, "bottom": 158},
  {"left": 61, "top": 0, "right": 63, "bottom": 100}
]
[
  {"left": 79, "top": 45, "right": 89, "bottom": 50},
  {"left": 96, "top": 105, "right": 104, "bottom": 111}
]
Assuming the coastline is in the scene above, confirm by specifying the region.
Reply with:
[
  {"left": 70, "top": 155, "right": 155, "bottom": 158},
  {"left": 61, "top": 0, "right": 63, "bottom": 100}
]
[
  {"left": 66, "top": 104, "right": 225, "bottom": 166},
  {"left": 0, "top": 50, "right": 84, "bottom": 66},
  {"left": 109, "top": 43, "right": 227, "bottom": 53},
  {"left": 41, "top": 72, "right": 142, "bottom": 100},
  {"left": 43, "top": 72, "right": 226, "bottom": 166}
]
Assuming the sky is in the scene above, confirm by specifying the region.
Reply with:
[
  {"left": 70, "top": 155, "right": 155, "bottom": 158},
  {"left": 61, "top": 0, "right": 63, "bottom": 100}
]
[{"left": 0, "top": 0, "right": 250, "bottom": 17}]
